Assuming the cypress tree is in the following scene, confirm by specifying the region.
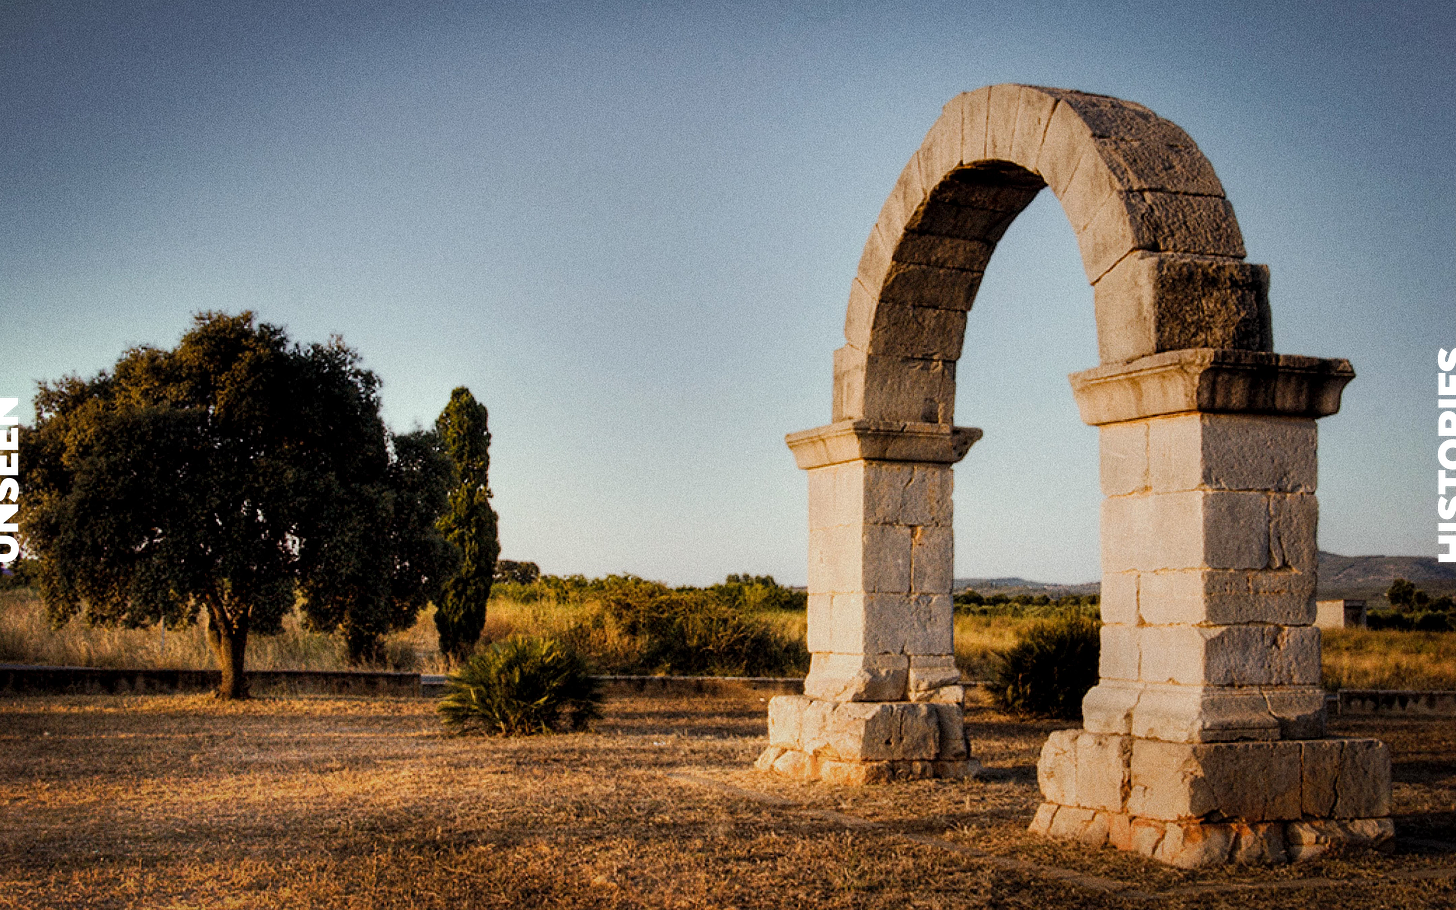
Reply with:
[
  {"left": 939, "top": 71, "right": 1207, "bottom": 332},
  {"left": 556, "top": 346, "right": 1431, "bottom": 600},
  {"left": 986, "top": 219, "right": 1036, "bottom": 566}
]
[{"left": 434, "top": 387, "right": 500, "bottom": 662}]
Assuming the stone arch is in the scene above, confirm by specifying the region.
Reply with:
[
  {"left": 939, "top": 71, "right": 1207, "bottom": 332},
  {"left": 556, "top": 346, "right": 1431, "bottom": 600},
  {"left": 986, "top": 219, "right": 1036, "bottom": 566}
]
[
  {"left": 763, "top": 86, "right": 1387, "bottom": 869},
  {"left": 834, "top": 84, "right": 1272, "bottom": 426}
]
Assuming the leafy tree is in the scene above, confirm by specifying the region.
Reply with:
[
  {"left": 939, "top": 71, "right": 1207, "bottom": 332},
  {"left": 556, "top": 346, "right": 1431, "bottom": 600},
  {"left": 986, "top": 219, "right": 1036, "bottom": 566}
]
[
  {"left": 21, "top": 312, "right": 455, "bottom": 697},
  {"left": 495, "top": 559, "right": 540, "bottom": 585},
  {"left": 434, "top": 387, "right": 500, "bottom": 663}
]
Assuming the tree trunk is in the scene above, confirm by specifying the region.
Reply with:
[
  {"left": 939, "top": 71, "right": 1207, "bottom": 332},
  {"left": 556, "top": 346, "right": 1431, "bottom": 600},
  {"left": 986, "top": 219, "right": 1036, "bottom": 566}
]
[{"left": 205, "top": 600, "right": 250, "bottom": 700}]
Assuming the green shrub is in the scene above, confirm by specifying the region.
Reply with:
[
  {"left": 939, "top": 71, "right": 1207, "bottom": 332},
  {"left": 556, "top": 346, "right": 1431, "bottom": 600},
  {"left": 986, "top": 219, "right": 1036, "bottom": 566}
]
[
  {"left": 989, "top": 612, "right": 1101, "bottom": 719},
  {"left": 437, "top": 635, "right": 602, "bottom": 735},
  {"left": 594, "top": 581, "right": 808, "bottom": 676}
]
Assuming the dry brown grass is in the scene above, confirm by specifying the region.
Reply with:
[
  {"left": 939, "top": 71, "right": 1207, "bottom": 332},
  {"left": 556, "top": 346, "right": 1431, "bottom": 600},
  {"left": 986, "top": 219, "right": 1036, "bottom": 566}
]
[
  {"left": 9, "top": 585, "right": 1456, "bottom": 693},
  {"left": 1322, "top": 628, "right": 1456, "bottom": 690},
  {"left": 1, "top": 688, "right": 1452, "bottom": 910}
]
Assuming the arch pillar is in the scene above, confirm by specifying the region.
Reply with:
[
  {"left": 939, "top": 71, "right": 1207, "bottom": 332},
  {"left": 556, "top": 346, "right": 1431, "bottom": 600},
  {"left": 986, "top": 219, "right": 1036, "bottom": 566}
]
[
  {"left": 1029, "top": 349, "right": 1395, "bottom": 866},
  {"left": 755, "top": 420, "right": 983, "bottom": 784}
]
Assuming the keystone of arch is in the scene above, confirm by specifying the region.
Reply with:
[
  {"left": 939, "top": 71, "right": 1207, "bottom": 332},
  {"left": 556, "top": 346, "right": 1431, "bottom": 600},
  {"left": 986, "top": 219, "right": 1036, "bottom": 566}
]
[{"left": 837, "top": 84, "right": 1277, "bottom": 424}]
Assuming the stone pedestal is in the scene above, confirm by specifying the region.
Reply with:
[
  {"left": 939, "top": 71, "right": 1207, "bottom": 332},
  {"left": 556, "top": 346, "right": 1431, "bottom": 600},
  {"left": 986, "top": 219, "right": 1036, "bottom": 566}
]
[
  {"left": 758, "top": 419, "right": 982, "bottom": 783},
  {"left": 1030, "top": 350, "right": 1391, "bottom": 867}
]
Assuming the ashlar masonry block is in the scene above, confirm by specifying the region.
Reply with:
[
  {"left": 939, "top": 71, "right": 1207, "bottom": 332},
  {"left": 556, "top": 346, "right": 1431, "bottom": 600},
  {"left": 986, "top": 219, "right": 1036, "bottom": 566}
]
[
  {"left": 1101, "top": 490, "right": 1270, "bottom": 573},
  {"left": 1147, "top": 414, "right": 1316, "bottom": 494}
]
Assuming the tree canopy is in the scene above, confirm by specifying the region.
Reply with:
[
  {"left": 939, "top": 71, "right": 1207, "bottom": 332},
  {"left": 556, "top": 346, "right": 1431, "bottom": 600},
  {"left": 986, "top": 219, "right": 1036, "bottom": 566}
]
[
  {"left": 22, "top": 312, "right": 457, "bottom": 696},
  {"left": 433, "top": 387, "right": 499, "bottom": 663}
]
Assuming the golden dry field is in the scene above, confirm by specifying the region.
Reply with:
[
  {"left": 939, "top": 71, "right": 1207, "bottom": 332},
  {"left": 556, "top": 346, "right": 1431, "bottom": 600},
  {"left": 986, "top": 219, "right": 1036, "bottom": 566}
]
[{"left": 1, "top": 689, "right": 1453, "bottom": 910}]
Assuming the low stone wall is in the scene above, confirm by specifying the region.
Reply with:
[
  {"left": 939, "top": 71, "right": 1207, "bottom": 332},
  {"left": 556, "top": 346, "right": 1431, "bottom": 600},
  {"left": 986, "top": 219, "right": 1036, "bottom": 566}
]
[
  {"left": 420, "top": 673, "right": 805, "bottom": 698},
  {"left": 1336, "top": 689, "right": 1456, "bottom": 716},
  {"left": 0, "top": 664, "right": 421, "bottom": 698}
]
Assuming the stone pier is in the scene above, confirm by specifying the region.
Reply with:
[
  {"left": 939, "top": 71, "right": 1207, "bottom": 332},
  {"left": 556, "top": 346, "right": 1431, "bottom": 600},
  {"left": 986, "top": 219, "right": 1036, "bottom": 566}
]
[{"left": 756, "top": 420, "right": 983, "bottom": 784}]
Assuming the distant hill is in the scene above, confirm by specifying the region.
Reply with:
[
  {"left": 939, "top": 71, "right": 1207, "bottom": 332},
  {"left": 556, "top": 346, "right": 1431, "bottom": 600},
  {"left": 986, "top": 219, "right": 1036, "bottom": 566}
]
[
  {"left": 952, "top": 577, "right": 1100, "bottom": 597},
  {"left": 1316, "top": 551, "right": 1456, "bottom": 599},
  {"left": 953, "top": 553, "right": 1456, "bottom": 602}
]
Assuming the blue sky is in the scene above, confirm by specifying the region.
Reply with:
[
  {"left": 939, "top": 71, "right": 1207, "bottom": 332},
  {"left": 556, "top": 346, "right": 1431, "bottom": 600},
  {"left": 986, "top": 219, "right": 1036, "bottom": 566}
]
[{"left": 3, "top": 1, "right": 1452, "bottom": 585}]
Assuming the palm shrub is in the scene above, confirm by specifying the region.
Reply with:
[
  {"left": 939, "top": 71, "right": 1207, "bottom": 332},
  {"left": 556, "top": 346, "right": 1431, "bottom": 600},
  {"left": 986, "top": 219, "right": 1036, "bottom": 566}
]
[
  {"left": 989, "top": 611, "right": 1100, "bottom": 719},
  {"left": 438, "top": 635, "right": 602, "bottom": 735}
]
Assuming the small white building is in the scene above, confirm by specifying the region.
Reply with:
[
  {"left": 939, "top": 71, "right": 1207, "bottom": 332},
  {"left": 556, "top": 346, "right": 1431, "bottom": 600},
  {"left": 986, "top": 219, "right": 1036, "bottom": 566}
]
[{"left": 1316, "top": 598, "right": 1367, "bottom": 629}]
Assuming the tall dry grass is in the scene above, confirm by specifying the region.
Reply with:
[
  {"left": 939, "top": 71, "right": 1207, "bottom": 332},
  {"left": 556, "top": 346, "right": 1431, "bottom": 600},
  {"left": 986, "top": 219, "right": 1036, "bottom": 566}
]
[
  {"left": 1321, "top": 627, "right": 1456, "bottom": 690},
  {"left": 8, "top": 583, "right": 1455, "bottom": 689},
  {"left": 0, "top": 587, "right": 438, "bottom": 673}
]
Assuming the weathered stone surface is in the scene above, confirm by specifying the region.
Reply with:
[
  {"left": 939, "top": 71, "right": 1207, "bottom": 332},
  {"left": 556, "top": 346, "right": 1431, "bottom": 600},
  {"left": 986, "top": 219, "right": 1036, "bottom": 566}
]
[
  {"left": 1269, "top": 493, "right": 1318, "bottom": 572},
  {"left": 1335, "top": 739, "right": 1392, "bottom": 819},
  {"left": 1129, "top": 739, "right": 1302, "bottom": 822},
  {"left": 893, "top": 232, "right": 993, "bottom": 272},
  {"left": 1075, "top": 732, "right": 1132, "bottom": 812},
  {"left": 1037, "top": 730, "right": 1080, "bottom": 806},
  {"left": 1154, "top": 821, "right": 1235, "bottom": 869},
  {"left": 1080, "top": 679, "right": 1140, "bottom": 736},
  {"left": 1069, "top": 349, "right": 1356, "bottom": 426},
  {"left": 1285, "top": 818, "right": 1395, "bottom": 861},
  {"left": 875, "top": 262, "right": 984, "bottom": 316},
  {"left": 1137, "top": 624, "right": 1320, "bottom": 687},
  {"left": 803, "top": 652, "right": 909, "bottom": 702},
  {"left": 907, "top": 654, "right": 961, "bottom": 699},
  {"left": 1137, "top": 568, "right": 1316, "bottom": 626},
  {"left": 1128, "top": 683, "right": 1280, "bottom": 743},
  {"left": 932, "top": 702, "right": 969, "bottom": 760},
  {"left": 1097, "top": 625, "right": 1139, "bottom": 681},
  {"left": 1147, "top": 413, "right": 1316, "bottom": 494},
  {"left": 831, "top": 345, "right": 956, "bottom": 424},
  {"left": 1093, "top": 252, "right": 1270, "bottom": 364},
  {"left": 1101, "top": 490, "right": 1269, "bottom": 573},
  {"left": 1099, "top": 421, "right": 1149, "bottom": 496},
  {"left": 1099, "top": 571, "right": 1139, "bottom": 625}
]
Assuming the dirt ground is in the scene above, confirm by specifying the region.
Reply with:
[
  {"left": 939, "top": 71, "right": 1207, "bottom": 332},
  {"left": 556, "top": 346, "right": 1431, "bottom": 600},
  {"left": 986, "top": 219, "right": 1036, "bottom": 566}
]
[{"left": 0, "top": 690, "right": 1452, "bottom": 910}]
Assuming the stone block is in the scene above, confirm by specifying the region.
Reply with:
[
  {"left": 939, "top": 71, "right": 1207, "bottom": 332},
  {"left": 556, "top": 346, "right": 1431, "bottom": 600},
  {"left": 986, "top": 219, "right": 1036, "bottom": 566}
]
[
  {"left": 1075, "top": 732, "right": 1132, "bottom": 812},
  {"left": 1091, "top": 138, "right": 1226, "bottom": 197},
  {"left": 1269, "top": 494, "right": 1318, "bottom": 572},
  {"left": 855, "top": 223, "right": 895, "bottom": 304},
  {"left": 1285, "top": 818, "right": 1395, "bottom": 861},
  {"left": 1148, "top": 414, "right": 1315, "bottom": 494},
  {"left": 1228, "top": 822, "right": 1288, "bottom": 864},
  {"left": 1009, "top": 86, "right": 1058, "bottom": 166},
  {"left": 1138, "top": 625, "right": 1320, "bottom": 687},
  {"left": 932, "top": 702, "right": 969, "bottom": 760},
  {"left": 1262, "top": 686, "right": 1328, "bottom": 740},
  {"left": 919, "top": 94, "right": 968, "bottom": 184},
  {"left": 863, "top": 461, "right": 954, "bottom": 528},
  {"left": 1129, "top": 683, "right": 1280, "bottom": 743},
  {"left": 1335, "top": 739, "right": 1392, "bottom": 818},
  {"left": 767, "top": 695, "right": 810, "bottom": 747},
  {"left": 1075, "top": 189, "right": 1245, "bottom": 284},
  {"left": 834, "top": 346, "right": 957, "bottom": 425},
  {"left": 805, "top": 594, "right": 832, "bottom": 652},
  {"left": 1128, "top": 740, "right": 1300, "bottom": 822},
  {"left": 892, "top": 233, "right": 993, "bottom": 273},
  {"left": 1093, "top": 252, "right": 1270, "bottom": 364},
  {"left": 866, "top": 300, "right": 968, "bottom": 360},
  {"left": 910, "top": 526, "right": 953, "bottom": 594},
  {"left": 983, "top": 82, "right": 1022, "bottom": 162},
  {"left": 876, "top": 261, "right": 984, "bottom": 313},
  {"left": 1100, "top": 571, "right": 1139, "bottom": 625},
  {"left": 770, "top": 747, "right": 819, "bottom": 780},
  {"left": 1099, "top": 421, "right": 1149, "bottom": 496},
  {"left": 1154, "top": 821, "right": 1235, "bottom": 869},
  {"left": 806, "top": 465, "right": 850, "bottom": 533},
  {"left": 1098, "top": 624, "right": 1139, "bottom": 681},
  {"left": 960, "top": 88, "right": 989, "bottom": 163},
  {"left": 862, "top": 524, "right": 914, "bottom": 594},
  {"left": 813, "top": 701, "right": 940, "bottom": 762},
  {"left": 755, "top": 745, "right": 786, "bottom": 772},
  {"left": 907, "top": 655, "right": 961, "bottom": 699},
  {"left": 1102, "top": 490, "right": 1269, "bottom": 573},
  {"left": 1300, "top": 739, "right": 1342, "bottom": 817},
  {"left": 1028, "top": 802, "right": 1058, "bottom": 836},
  {"left": 1036, "top": 97, "right": 1095, "bottom": 200},
  {"left": 1037, "top": 729, "right": 1080, "bottom": 806},
  {"left": 803, "top": 652, "right": 909, "bottom": 702},
  {"left": 1081, "top": 680, "right": 1139, "bottom": 736},
  {"left": 1138, "top": 569, "right": 1316, "bottom": 626},
  {"left": 1047, "top": 805, "right": 1099, "bottom": 841},
  {"left": 1061, "top": 144, "right": 1122, "bottom": 235}
]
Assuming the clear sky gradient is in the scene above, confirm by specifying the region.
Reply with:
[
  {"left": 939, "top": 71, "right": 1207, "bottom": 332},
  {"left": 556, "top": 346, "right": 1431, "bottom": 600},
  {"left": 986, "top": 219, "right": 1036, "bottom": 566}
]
[{"left": 4, "top": 1, "right": 1452, "bottom": 585}]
